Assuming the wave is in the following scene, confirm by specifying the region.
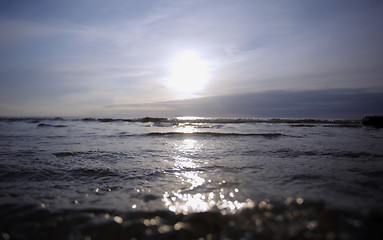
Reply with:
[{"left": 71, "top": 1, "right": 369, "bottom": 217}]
[
  {"left": 271, "top": 149, "right": 383, "bottom": 159},
  {"left": 68, "top": 167, "right": 121, "bottom": 180},
  {"left": 80, "top": 117, "right": 167, "bottom": 123},
  {"left": 0, "top": 116, "right": 362, "bottom": 125},
  {"left": 0, "top": 162, "right": 156, "bottom": 183},
  {"left": 53, "top": 151, "right": 82, "bottom": 157},
  {"left": 110, "top": 131, "right": 286, "bottom": 138},
  {"left": 145, "top": 132, "right": 285, "bottom": 138},
  {"left": 78, "top": 117, "right": 361, "bottom": 125},
  {"left": 0, "top": 117, "right": 65, "bottom": 123},
  {"left": 37, "top": 123, "right": 67, "bottom": 128},
  {"left": 285, "top": 174, "right": 323, "bottom": 183},
  {"left": 0, "top": 167, "right": 65, "bottom": 182}
]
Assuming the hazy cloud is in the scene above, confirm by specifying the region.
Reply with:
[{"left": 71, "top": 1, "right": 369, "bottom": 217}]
[
  {"left": 104, "top": 89, "right": 383, "bottom": 119},
  {"left": 0, "top": 0, "right": 382, "bottom": 116}
]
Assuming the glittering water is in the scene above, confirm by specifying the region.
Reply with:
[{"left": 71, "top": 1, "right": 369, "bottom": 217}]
[{"left": 0, "top": 117, "right": 382, "bottom": 239}]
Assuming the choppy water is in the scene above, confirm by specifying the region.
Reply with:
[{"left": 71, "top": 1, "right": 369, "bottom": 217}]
[{"left": 0, "top": 117, "right": 382, "bottom": 240}]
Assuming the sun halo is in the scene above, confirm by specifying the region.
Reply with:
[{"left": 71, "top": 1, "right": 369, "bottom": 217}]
[{"left": 165, "top": 51, "right": 210, "bottom": 98}]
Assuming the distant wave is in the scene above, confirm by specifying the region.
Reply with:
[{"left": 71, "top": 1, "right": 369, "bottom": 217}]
[
  {"left": 0, "top": 117, "right": 64, "bottom": 123},
  {"left": 0, "top": 116, "right": 362, "bottom": 125},
  {"left": 80, "top": 117, "right": 167, "bottom": 123},
  {"left": 37, "top": 123, "right": 67, "bottom": 128},
  {"left": 81, "top": 117, "right": 361, "bottom": 125}
]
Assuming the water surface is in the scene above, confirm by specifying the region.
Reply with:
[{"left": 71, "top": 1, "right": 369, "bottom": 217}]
[{"left": 0, "top": 117, "right": 382, "bottom": 239}]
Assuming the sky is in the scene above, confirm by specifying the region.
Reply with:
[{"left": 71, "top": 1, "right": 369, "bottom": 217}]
[{"left": 0, "top": 0, "right": 383, "bottom": 118}]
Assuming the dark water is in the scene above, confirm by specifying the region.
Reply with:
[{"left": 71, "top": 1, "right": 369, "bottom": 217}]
[{"left": 0, "top": 117, "right": 382, "bottom": 240}]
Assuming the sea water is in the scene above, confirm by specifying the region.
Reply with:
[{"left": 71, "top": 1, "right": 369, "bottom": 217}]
[{"left": 0, "top": 117, "right": 382, "bottom": 240}]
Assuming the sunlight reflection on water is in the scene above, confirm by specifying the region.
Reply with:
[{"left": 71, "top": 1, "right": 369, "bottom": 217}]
[
  {"left": 174, "top": 124, "right": 196, "bottom": 134},
  {"left": 162, "top": 136, "right": 254, "bottom": 214}
]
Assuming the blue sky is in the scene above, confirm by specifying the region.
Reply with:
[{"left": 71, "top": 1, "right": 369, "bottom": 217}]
[{"left": 1, "top": 0, "right": 383, "bottom": 117}]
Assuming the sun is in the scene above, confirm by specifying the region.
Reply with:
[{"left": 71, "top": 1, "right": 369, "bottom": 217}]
[{"left": 166, "top": 51, "right": 210, "bottom": 98}]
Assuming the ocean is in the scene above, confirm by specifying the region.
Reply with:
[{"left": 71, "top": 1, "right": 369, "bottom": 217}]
[{"left": 0, "top": 117, "right": 382, "bottom": 240}]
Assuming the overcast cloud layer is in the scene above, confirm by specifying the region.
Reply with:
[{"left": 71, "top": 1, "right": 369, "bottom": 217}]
[{"left": 1, "top": 0, "right": 383, "bottom": 117}]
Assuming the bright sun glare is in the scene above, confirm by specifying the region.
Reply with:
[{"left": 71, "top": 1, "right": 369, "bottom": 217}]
[{"left": 166, "top": 51, "right": 210, "bottom": 98}]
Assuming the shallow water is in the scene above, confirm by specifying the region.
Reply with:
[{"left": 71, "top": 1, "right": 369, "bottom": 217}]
[{"left": 0, "top": 117, "right": 382, "bottom": 239}]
